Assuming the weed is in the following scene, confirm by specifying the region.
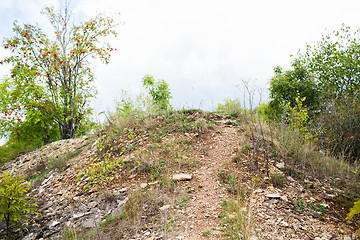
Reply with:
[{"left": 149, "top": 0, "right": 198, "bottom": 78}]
[
  {"left": 180, "top": 139, "right": 190, "bottom": 144},
  {"left": 307, "top": 202, "right": 328, "bottom": 213},
  {"left": 200, "top": 147, "right": 209, "bottom": 156},
  {"left": 241, "top": 143, "right": 253, "bottom": 152},
  {"left": 202, "top": 230, "right": 212, "bottom": 236},
  {"left": 218, "top": 170, "right": 239, "bottom": 194},
  {"left": 293, "top": 198, "right": 305, "bottom": 211},
  {"left": 99, "top": 214, "right": 117, "bottom": 228},
  {"left": 48, "top": 149, "right": 82, "bottom": 171},
  {"left": 193, "top": 118, "right": 208, "bottom": 132},
  {"left": 225, "top": 120, "right": 239, "bottom": 126},
  {"left": 221, "top": 197, "right": 252, "bottom": 239},
  {"left": 217, "top": 98, "right": 244, "bottom": 118},
  {"left": 165, "top": 218, "right": 174, "bottom": 230},
  {"left": 148, "top": 161, "right": 167, "bottom": 181},
  {"left": 270, "top": 173, "right": 285, "bottom": 188},
  {"left": 176, "top": 197, "right": 189, "bottom": 207}
]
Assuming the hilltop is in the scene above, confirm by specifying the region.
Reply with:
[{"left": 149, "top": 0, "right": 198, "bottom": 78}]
[{"left": 0, "top": 109, "right": 359, "bottom": 240}]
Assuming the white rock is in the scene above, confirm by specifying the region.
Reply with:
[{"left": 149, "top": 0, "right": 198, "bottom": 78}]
[
  {"left": 49, "top": 220, "right": 60, "bottom": 228},
  {"left": 265, "top": 193, "right": 281, "bottom": 199},
  {"left": 172, "top": 173, "right": 192, "bottom": 181},
  {"left": 280, "top": 221, "right": 289, "bottom": 227},
  {"left": 118, "top": 187, "right": 129, "bottom": 192},
  {"left": 160, "top": 205, "right": 171, "bottom": 211},
  {"left": 275, "top": 162, "right": 285, "bottom": 169}
]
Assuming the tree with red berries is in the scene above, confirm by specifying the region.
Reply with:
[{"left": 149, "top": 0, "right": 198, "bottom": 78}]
[{"left": 0, "top": 5, "right": 118, "bottom": 142}]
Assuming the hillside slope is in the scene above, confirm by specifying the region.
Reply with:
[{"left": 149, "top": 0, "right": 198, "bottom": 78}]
[{"left": 0, "top": 110, "right": 358, "bottom": 239}]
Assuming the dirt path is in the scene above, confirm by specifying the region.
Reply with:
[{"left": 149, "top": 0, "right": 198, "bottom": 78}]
[{"left": 179, "top": 121, "right": 241, "bottom": 239}]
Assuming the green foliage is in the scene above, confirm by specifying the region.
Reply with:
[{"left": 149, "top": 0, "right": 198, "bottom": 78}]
[
  {"left": 216, "top": 98, "right": 244, "bottom": 118},
  {"left": 0, "top": 5, "right": 118, "bottom": 140},
  {"left": 142, "top": 75, "right": 172, "bottom": 110},
  {"left": 269, "top": 60, "right": 319, "bottom": 118},
  {"left": 114, "top": 90, "right": 156, "bottom": 119},
  {"left": 292, "top": 198, "right": 305, "bottom": 211},
  {"left": 299, "top": 24, "right": 360, "bottom": 99},
  {"left": 80, "top": 158, "right": 124, "bottom": 190},
  {"left": 176, "top": 197, "right": 188, "bottom": 207},
  {"left": 270, "top": 25, "right": 360, "bottom": 161},
  {"left": 202, "top": 230, "right": 212, "bottom": 236},
  {"left": 0, "top": 172, "right": 40, "bottom": 237},
  {"left": 254, "top": 103, "right": 271, "bottom": 122},
  {"left": 218, "top": 170, "right": 239, "bottom": 194},
  {"left": 148, "top": 160, "right": 167, "bottom": 181},
  {"left": 270, "top": 173, "right": 285, "bottom": 188},
  {"left": 315, "top": 94, "right": 360, "bottom": 161},
  {"left": 282, "top": 93, "right": 313, "bottom": 142},
  {"left": 220, "top": 198, "right": 251, "bottom": 239},
  {"left": 0, "top": 141, "right": 37, "bottom": 166}
]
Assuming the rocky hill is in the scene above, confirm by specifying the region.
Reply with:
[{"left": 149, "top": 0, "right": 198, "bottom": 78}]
[{"left": 0, "top": 110, "right": 358, "bottom": 239}]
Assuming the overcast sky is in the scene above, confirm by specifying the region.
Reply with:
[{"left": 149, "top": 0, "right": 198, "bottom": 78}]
[{"left": 1, "top": 0, "right": 360, "bottom": 115}]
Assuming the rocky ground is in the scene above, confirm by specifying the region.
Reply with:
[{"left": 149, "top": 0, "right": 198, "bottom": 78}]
[{"left": 0, "top": 112, "right": 359, "bottom": 239}]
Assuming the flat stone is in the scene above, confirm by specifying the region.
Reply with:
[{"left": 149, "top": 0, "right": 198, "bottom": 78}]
[
  {"left": 265, "top": 193, "right": 281, "bottom": 199},
  {"left": 49, "top": 220, "right": 60, "bottom": 228},
  {"left": 275, "top": 162, "right": 285, "bottom": 169},
  {"left": 172, "top": 173, "right": 192, "bottom": 181},
  {"left": 22, "top": 232, "right": 39, "bottom": 240},
  {"left": 82, "top": 218, "right": 99, "bottom": 228},
  {"left": 160, "top": 205, "right": 171, "bottom": 211},
  {"left": 280, "top": 221, "right": 289, "bottom": 227},
  {"left": 73, "top": 213, "right": 85, "bottom": 219},
  {"left": 118, "top": 187, "right": 129, "bottom": 192}
]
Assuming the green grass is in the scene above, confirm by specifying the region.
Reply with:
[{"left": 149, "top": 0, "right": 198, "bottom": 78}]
[{"left": 0, "top": 141, "right": 38, "bottom": 167}]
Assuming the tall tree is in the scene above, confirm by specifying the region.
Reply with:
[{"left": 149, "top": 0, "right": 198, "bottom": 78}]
[
  {"left": 0, "top": 5, "right": 118, "bottom": 140},
  {"left": 299, "top": 24, "right": 360, "bottom": 99},
  {"left": 269, "top": 59, "right": 319, "bottom": 118}
]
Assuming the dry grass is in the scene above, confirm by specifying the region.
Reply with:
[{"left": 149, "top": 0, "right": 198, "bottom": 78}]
[{"left": 220, "top": 194, "right": 253, "bottom": 240}]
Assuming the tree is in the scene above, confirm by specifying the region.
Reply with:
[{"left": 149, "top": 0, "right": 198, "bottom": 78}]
[
  {"left": 0, "top": 172, "right": 40, "bottom": 238},
  {"left": 299, "top": 24, "right": 360, "bottom": 99},
  {"left": 0, "top": 76, "right": 59, "bottom": 145},
  {"left": 0, "top": 5, "right": 118, "bottom": 140},
  {"left": 269, "top": 59, "right": 319, "bottom": 118},
  {"left": 269, "top": 24, "right": 360, "bottom": 160},
  {"left": 142, "top": 75, "right": 172, "bottom": 111}
]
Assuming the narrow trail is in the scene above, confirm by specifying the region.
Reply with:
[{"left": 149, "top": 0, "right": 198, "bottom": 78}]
[{"left": 180, "top": 121, "right": 241, "bottom": 239}]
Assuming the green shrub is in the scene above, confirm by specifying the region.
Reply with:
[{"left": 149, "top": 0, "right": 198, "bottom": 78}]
[
  {"left": 217, "top": 98, "right": 244, "bottom": 117},
  {"left": 0, "top": 172, "right": 40, "bottom": 238},
  {"left": 347, "top": 199, "right": 360, "bottom": 234},
  {"left": 142, "top": 75, "right": 172, "bottom": 111},
  {"left": 270, "top": 173, "right": 285, "bottom": 188},
  {"left": 315, "top": 95, "right": 360, "bottom": 162}
]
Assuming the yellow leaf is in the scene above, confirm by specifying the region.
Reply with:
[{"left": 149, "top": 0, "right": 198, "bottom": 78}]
[{"left": 346, "top": 199, "right": 360, "bottom": 220}]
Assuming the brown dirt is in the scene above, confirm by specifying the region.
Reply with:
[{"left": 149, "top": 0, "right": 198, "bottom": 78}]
[
  {"left": 1, "top": 112, "right": 359, "bottom": 239},
  {"left": 178, "top": 120, "right": 241, "bottom": 239}
]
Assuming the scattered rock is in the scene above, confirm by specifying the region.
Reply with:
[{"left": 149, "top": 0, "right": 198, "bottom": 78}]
[
  {"left": 265, "top": 193, "right": 281, "bottom": 199},
  {"left": 82, "top": 217, "right": 100, "bottom": 228},
  {"left": 280, "top": 221, "right": 289, "bottom": 227},
  {"left": 22, "top": 232, "right": 39, "bottom": 240},
  {"left": 172, "top": 173, "right": 192, "bottom": 181},
  {"left": 48, "top": 220, "right": 61, "bottom": 228},
  {"left": 159, "top": 205, "right": 171, "bottom": 211},
  {"left": 275, "top": 162, "right": 285, "bottom": 169}
]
